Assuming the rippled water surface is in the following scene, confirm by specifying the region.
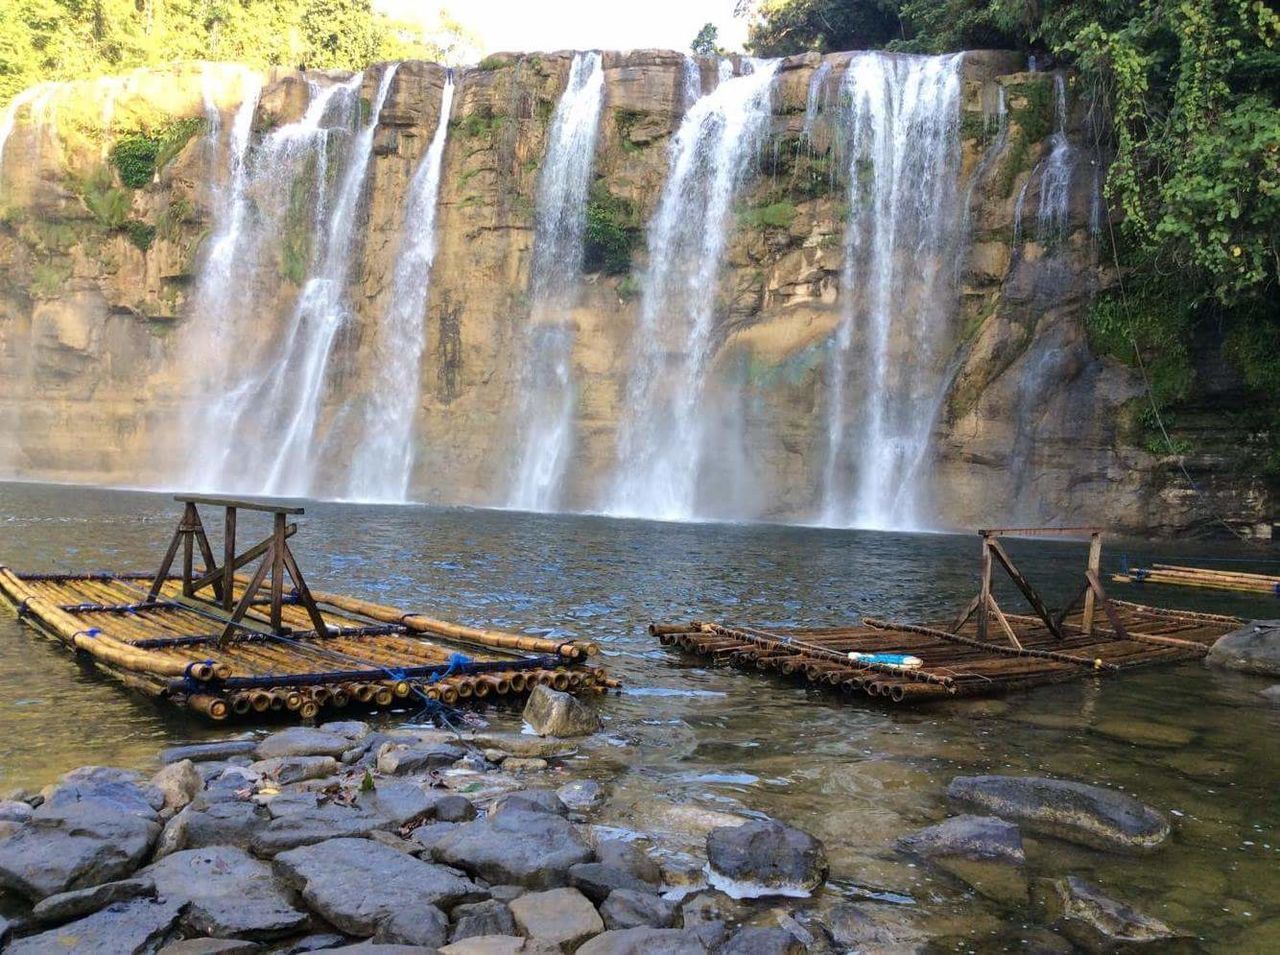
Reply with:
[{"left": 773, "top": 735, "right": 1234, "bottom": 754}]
[{"left": 1, "top": 482, "right": 1277, "bottom": 950}]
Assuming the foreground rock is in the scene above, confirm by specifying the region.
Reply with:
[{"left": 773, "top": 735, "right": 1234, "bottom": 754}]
[
  {"left": 577, "top": 927, "right": 707, "bottom": 954},
  {"left": 431, "top": 808, "right": 593, "bottom": 888},
  {"left": 275, "top": 837, "right": 482, "bottom": 942},
  {"left": 947, "top": 775, "right": 1170, "bottom": 851},
  {"left": 161, "top": 741, "right": 258, "bottom": 764},
  {"left": 30, "top": 876, "right": 156, "bottom": 925},
  {"left": 255, "top": 727, "right": 352, "bottom": 760},
  {"left": 705, "top": 819, "right": 827, "bottom": 898},
  {"left": 142, "top": 845, "right": 309, "bottom": 939},
  {"left": 441, "top": 938, "right": 561, "bottom": 955},
  {"left": 1205, "top": 620, "right": 1280, "bottom": 677},
  {"left": 1047, "top": 876, "right": 1187, "bottom": 951},
  {"left": 7, "top": 897, "right": 185, "bottom": 954},
  {"left": 510, "top": 887, "right": 604, "bottom": 949},
  {"left": 0, "top": 798, "right": 160, "bottom": 900},
  {"left": 523, "top": 685, "right": 602, "bottom": 737}
]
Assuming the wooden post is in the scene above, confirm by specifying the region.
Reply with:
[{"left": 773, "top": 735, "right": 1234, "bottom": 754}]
[
  {"left": 181, "top": 503, "right": 196, "bottom": 597},
  {"left": 270, "top": 513, "right": 286, "bottom": 633},
  {"left": 977, "top": 535, "right": 992, "bottom": 642},
  {"left": 222, "top": 507, "right": 237, "bottom": 611},
  {"left": 148, "top": 529, "right": 183, "bottom": 601},
  {"left": 219, "top": 545, "right": 275, "bottom": 645},
  {"left": 1082, "top": 531, "right": 1102, "bottom": 635}
]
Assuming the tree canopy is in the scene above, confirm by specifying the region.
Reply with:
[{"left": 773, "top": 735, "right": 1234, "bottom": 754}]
[
  {"left": 0, "top": 0, "right": 475, "bottom": 105},
  {"left": 691, "top": 22, "right": 721, "bottom": 56}
]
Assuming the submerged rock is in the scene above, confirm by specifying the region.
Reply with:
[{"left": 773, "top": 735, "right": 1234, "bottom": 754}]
[
  {"left": 274, "top": 837, "right": 482, "bottom": 938},
  {"left": 1205, "top": 620, "right": 1280, "bottom": 677},
  {"left": 142, "top": 845, "right": 309, "bottom": 939},
  {"left": 946, "top": 775, "right": 1169, "bottom": 851},
  {"left": 1047, "top": 876, "right": 1187, "bottom": 951},
  {"left": 491, "top": 789, "right": 569, "bottom": 818},
  {"left": 6, "top": 897, "right": 185, "bottom": 955},
  {"left": 897, "top": 815, "right": 1027, "bottom": 905},
  {"left": 510, "top": 886, "right": 604, "bottom": 949},
  {"left": 523, "top": 685, "right": 603, "bottom": 737},
  {"left": 705, "top": 819, "right": 827, "bottom": 898},
  {"left": 558, "top": 779, "right": 605, "bottom": 811}
]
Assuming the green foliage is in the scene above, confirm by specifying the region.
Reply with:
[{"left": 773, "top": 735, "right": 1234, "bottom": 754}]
[
  {"left": 122, "top": 218, "right": 155, "bottom": 251},
  {"left": 108, "top": 118, "right": 204, "bottom": 188},
  {"left": 744, "top": 0, "right": 903, "bottom": 57},
  {"left": 617, "top": 273, "right": 641, "bottom": 302},
  {"left": 0, "top": 0, "right": 478, "bottom": 106},
  {"left": 77, "top": 168, "right": 132, "bottom": 228},
  {"left": 692, "top": 22, "right": 722, "bottom": 55},
  {"left": 455, "top": 106, "right": 506, "bottom": 139},
  {"left": 156, "top": 197, "right": 193, "bottom": 242},
  {"left": 31, "top": 259, "right": 73, "bottom": 299},
  {"left": 741, "top": 201, "right": 798, "bottom": 230},
  {"left": 583, "top": 183, "right": 641, "bottom": 275},
  {"left": 1086, "top": 274, "right": 1195, "bottom": 408}
]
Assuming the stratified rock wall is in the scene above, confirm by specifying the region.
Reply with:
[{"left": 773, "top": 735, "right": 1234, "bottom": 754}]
[{"left": 0, "top": 53, "right": 1269, "bottom": 535}]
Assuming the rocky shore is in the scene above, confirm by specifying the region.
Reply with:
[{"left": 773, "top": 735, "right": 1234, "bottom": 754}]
[{"left": 0, "top": 687, "right": 1221, "bottom": 952}]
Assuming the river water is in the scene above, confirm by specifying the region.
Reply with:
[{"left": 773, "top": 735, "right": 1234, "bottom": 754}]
[{"left": 0, "top": 481, "right": 1277, "bottom": 949}]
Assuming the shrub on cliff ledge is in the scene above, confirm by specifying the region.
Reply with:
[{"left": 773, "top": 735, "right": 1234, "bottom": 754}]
[{"left": 583, "top": 183, "right": 641, "bottom": 275}]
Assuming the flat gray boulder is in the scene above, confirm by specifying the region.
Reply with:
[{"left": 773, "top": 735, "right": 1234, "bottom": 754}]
[
  {"left": 577, "top": 928, "right": 707, "bottom": 955},
  {"left": 159, "top": 797, "right": 265, "bottom": 857},
  {"left": 450, "top": 898, "right": 517, "bottom": 941},
  {"left": 31, "top": 876, "right": 156, "bottom": 925},
  {"left": 7, "top": 897, "right": 185, "bottom": 955},
  {"left": 947, "top": 775, "right": 1169, "bottom": 851},
  {"left": 252, "top": 783, "right": 439, "bottom": 855},
  {"left": 249, "top": 756, "right": 340, "bottom": 786},
  {"left": 377, "top": 742, "right": 467, "bottom": 775},
  {"left": 1205, "top": 620, "right": 1280, "bottom": 677},
  {"left": 717, "top": 926, "right": 805, "bottom": 954},
  {"left": 431, "top": 808, "right": 593, "bottom": 888},
  {"left": 510, "top": 887, "right": 604, "bottom": 950},
  {"left": 274, "top": 837, "right": 482, "bottom": 937},
  {"left": 440, "top": 938, "right": 562, "bottom": 955},
  {"left": 1048, "top": 876, "right": 1187, "bottom": 951},
  {"left": 568, "top": 863, "right": 656, "bottom": 903},
  {"left": 706, "top": 820, "right": 827, "bottom": 898},
  {"left": 41, "top": 766, "right": 164, "bottom": 817},
  {"left": 491, "top": 789, "right": 568, "bottom": 818},
  {"left": 523, "top": 685, "right": 602, "bottom": 737},
  {"left": 161, "top": 741, "right": 259, "bottom": 764},
  {"left": 0, "top": 800, "right": 160, "bottom": 900},
  {"left": 600, "top": 888, "right": 677, "bottom": 930},
  {"left": 255, "top": 728, "right": 352, "bottom": 760},
  {"left": 143, "top": 845, "right": 309, "bottom": 939}
]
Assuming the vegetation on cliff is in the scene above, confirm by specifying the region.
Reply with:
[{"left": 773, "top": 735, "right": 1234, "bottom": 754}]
[
  {"left": 743, "top": 0, "right": 1280, "bottom": 475},
  {"left": 0, "top": 0, "right": 473, "bottom": 104}
]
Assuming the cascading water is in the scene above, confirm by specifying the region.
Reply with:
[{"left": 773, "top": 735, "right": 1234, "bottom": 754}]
[
  {"left": 819, "top": 53, "right": 964, "bottom": 530},
  {"left": 801, "top": 60, "right": 832, "bottom": 140},
  {"left": 344, "top": 73, "right": 456, "bottom": 502},
  {"left": 506, "top": 53, "right": 605, "bottom": 513},
  {"left": 183, "top": 74, "right": 362, "bottom": 492},
  {"left": 1014, "top": 72, "right": 1073, "bottom": 244},
  {"left": 256, "top": 65, "right": 398, "bottom": 496},
  {"left": 605, "top": 59, "right": 780, "bottom": 521}
]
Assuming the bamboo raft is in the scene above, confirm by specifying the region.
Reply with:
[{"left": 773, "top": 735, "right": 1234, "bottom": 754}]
[
  {"left": 0, "top": 496, "right": 613, "bottom": 722},
  {"left": 655, "top": 528, "right": 1245, "bottom": 704},
  {"left": 1114, "top": 563, "right": 1280, "bottom": 597}
]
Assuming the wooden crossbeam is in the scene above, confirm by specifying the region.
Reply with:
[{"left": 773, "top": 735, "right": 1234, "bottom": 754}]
[
  {"left": 986, "top": 537, "right": 1065, "bottom": 640},
  {"left": 187, "top": 524, "right": 297, "bottom": 594}
]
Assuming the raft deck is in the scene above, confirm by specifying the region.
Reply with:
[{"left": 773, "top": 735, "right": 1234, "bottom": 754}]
[
  {"left": 0, "top": 496, "right": 611, "bottom": 721},
  {"left": 654, "top": 527, "right": 1244, "bottom": 704}
]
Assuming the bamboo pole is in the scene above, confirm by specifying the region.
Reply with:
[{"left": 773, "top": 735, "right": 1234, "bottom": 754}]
[{"left": 308, "top": 588, "right": 596, "bottom": 660}]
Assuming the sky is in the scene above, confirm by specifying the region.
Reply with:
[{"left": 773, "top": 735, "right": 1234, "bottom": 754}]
[{"left": 377, "top": 0, "right": 751, "bottom": 59}]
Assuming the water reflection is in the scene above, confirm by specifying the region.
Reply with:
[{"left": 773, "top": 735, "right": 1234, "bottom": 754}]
[{"left": 1, "top": 481, "right": 1277, "bottom": 949}]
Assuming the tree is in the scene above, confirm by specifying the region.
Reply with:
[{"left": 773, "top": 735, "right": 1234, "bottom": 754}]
[{"left": 691, "top": 22, "right": 720, "bottom": 55}]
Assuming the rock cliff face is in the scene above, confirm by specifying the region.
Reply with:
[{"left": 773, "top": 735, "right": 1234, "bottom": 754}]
[{"left": 0, "top": 53, "right": 1270, "bottom": 535}]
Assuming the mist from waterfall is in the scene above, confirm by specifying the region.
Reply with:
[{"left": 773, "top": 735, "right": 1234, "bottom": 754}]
[
  {"left": 818, "top": 53, "right": 964, "bottom": 530},
  {"left": 182, "top": 74, "right": 363, "bottom": 492},
  {"left": 506, "top": 52, "right": 605, "bottom": 513},
  {"left": 604, "top": 59, "right": 780, "bottom": 521},
  {"left": 345, "top": 74, "right": 456, "bottom": 502}
]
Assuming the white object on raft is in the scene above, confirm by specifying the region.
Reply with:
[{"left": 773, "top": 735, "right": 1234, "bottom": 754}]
[{"left": 848, "top": 652, "right": 924, "bottom": 670}]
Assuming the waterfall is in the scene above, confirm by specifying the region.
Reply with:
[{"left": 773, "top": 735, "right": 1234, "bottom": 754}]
[
  {"left": 345, "top": 73, "right": 456, "bottom": 502},
  {"left": 604, "top": 59, "right": 780, "bottom": 521},
  {"left": 0, "top": 84, "right": 58, "bottom": 189},
  {"left": 184, "top": 74, "right": 363, "bottom": 491},
  {"left": 819, "top": 53, "right": 964, "bottom": 530},
  {"left": 506, "top": 52, "right": 605, "bottom": 512},
  {"left": 801, "top": 61, "right": 832, "bottom": 140},
  {"left": 1015, "top": 73, "right": 1073, "bottom": 244}
]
